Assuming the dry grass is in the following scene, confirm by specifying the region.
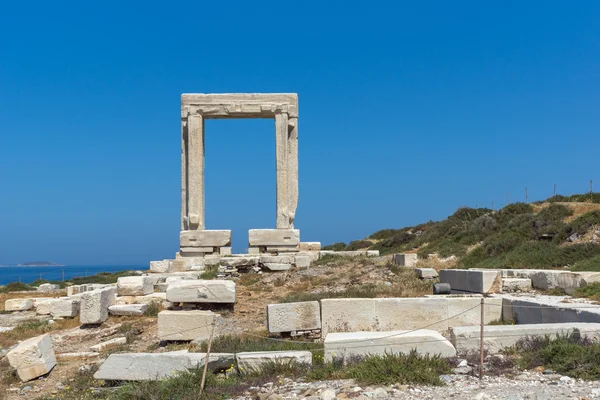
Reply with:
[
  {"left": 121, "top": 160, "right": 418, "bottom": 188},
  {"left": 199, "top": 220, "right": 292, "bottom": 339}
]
[
  {"left": 533, "top": 202, "right": 600, "bottom": 222},
  {"left": 0, "top": 317, "right": 80, "bottom": 349},
  {"left": 0, "top": 291, "right": 62, "bottom": 312}
]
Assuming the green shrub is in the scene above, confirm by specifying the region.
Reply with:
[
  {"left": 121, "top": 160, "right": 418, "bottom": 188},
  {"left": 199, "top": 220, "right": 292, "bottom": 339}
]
[
  {"left": 572, "top": 255, "right": 600, "bottom": 272},
  {"left": 574, "top": 282, "right": 600, "bottom": 301},
  {"left": 69, "top": 270, "right": 137, "bottom": 285},
  {"left": 345, "top": 240, "right": 372, "bottom": 251},
  {"left": 344, "top": 351, "right": 451, "bottom": 386},
  {"left": 0, "top": 282, "right": 33, "bottom": 293},
  {"left": 322, "top": 242, "right": 346, "bottom": 251},
  {"left": 512, "top": 334, "right": 600, "bottom": 380},
  {"left": 200, "top": 266, "right": 218, "bottom": 280},
  {"left": 497, "top": 203, "right": 534, "bottom": 224},
  {"left": 144, "top": 302, "right": 161, "bottom": 317},
  {"left": 546, "top": 192, "right": 600, "bottom": 204},
  {"left": 537, "top": 203, "right": 573, "bottom": 222},
  {"left": 368, "top": 229, "right": 404, "bottom": 240}
]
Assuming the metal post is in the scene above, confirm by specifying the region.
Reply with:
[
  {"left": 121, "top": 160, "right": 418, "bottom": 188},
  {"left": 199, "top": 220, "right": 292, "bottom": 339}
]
[
  {"left": 526, "top": 187, "right": 528, "bottom": 204},
  {"left": 554, "top": 184, "right": 557, "bottom": 200},
  {"left": 591, "top": 180, "right": 594, "bottom": 202},
  {"left": 62, "top": 269, "right": 65, "bottom": 282},
  {"left": 479, "top": 297, "right": 484, "bottom": 380}
]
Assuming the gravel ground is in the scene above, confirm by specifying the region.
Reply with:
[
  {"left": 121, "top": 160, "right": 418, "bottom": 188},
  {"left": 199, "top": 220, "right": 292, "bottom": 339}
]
[{"left": 234, "top": 373, "right": 600, "bottom": 400}]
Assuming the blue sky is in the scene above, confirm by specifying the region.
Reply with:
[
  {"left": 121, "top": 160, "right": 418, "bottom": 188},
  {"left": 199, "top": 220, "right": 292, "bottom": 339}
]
[{"left": 0, "top": 1, "right": 598, "bottom": 265}]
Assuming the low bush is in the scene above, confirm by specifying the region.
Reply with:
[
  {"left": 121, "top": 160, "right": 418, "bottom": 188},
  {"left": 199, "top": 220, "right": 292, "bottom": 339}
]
[
  {"left": 69, "top": 270, "right": 137, "bottom": 285},
  {"left": 368, "top": 229, "right": 404, "bottom": 240},
  {"left": 511, "top": 334, "right": 600, "bottom": 380},
  {"left": 0, "top": 282, "right": 33, "bottom": 293},
  {"left": 345, "top": 240, "right": 372, "bottom": 251},
  {"left": 574, "top": 282, "right": 600, "bottom": 301},
  {"left": 200, "top": 266, "right": 218, "bottom": 280},
  {"left": 322, "top": 242, "right": 346, "bottom": 251},
  {"left": 344, "top": 351, "right": 450, "bottom": 386},
  {"left": 571, "top": 255, "right": 600, "bottom": 272},
  {"left": 195, "top": 334, "right": 322, "bottom": 353}
]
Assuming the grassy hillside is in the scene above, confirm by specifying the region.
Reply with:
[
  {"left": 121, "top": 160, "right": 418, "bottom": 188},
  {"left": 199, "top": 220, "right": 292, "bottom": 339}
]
[{"left": 325, "top": 193, "right": 600, "bottom": 271}]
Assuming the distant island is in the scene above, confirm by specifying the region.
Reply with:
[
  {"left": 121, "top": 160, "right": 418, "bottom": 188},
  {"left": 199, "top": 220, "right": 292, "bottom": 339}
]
[{"left": 17, "top": 261, "right": 65, "bottom": 267}]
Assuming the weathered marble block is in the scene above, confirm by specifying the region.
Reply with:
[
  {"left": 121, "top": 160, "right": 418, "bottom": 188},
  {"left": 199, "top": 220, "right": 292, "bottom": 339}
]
[
  {"left": 248, "top": 229, "right": 300, "bottom": 246},
  {"left": 236, "top": 351, "right": 312, "bottom": 372},
  {"left": 93, "top": 352, "right": 234, "bottom": 381},
  {"left": 5, "top": 298, "right": 33, "bottom": 311},
  {"left": 7, "top": 334, "right": 56, "bottom": 382},
  {"left": 108, "top": 304, "right": 147, "bottom": 316},
  {"left": 180, "top": 230, "right": 232, "bottom": 247},
  {"left": 158, "top": 310, "right": 218, "bottom": 341},
  {"left": 267, "top": 301, "right": 321, "bottom": 333},
  {"left": 150, "top": 260, "right": 172, "bottom": 273},
  {"left": 50, "top": 298, "right": 80, "bottom": 318},
  {"left": 80, "top": 287, "right": 116, "bottom": 324},
  {"left": 117, "top": 276, "right": 154, "bottom": 296},
  {"left": 166, "top": 280, "right": 235, "bottom": 304}
]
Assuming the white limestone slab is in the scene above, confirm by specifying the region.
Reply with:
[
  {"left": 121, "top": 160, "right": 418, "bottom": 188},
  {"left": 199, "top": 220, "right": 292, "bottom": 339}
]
[
  {"left": 50, "top": 298, "right": 80, "bottom": 318},
  {"left": 90, "top": 337, "right": 127, "bottom": 352},
  {"left": 93, "top": 352, "right": 234, "bottom": 381},
  {"left": 439, "top": 269, "right": 502, "bottom": 294},
  {"left": 5, "top": 298, "right": 34, "bottom": 311},
  {"left": 117, "top": 276, "right": 153, "bottom": 296},
  {"left": 158, "top": 310, "right": 218, "bottom": 341},
  {"left": 80, "top": 287, "right": 116, "bottom": 324},
  {"left": 108, "top": 304, "right": 147, "bottom": 316},
  {"left": 236, "top": 351, "right": 312, "bottom": 372},
  {"left": 451, "top": 322, "right": 600, "bottom": 354},
  {"left": 267, "top": 301, "right": 321, "bottom": 333},
  {"left": 7, "top": 334, "right": 56, "bottom": 382},
  {"left": 150, "top": 260, "right": 172, "bottom": 273},
  {"left": 324, "top": 330, "right": 456, "bottom": 363},
  {"left": 180, "top": 230, "right": 232, "bottom": 247},
  {"left": 166, "top": 280, "right": 235, "bottom": 303},
  {"left": 248, "top": 229, "right": 300, "bottom": 246}
]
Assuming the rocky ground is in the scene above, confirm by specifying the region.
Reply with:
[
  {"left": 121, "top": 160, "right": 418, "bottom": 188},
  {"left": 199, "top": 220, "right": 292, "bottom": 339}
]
[{"left": 233, "top": 374, "right": 600, "bottom": 400}]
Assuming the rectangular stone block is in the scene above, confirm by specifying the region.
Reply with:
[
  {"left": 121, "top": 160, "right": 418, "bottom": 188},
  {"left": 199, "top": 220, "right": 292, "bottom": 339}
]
[
  {"left": 260, "top": 255, "right": 292, "bottom": 264},
  {"left": 80, "top": 287, "right": 116, "bottom": 324},
  {"left": 37, "top": 283, "right": 60, "bottom": 292},
  {"left": 204, "top": 255, "right": 221, "bottom": 266},
  {"left": 50, "top": 299, "right": 80, "bottom": 318},
  {"left": 248, "top": 247, "right": 261, "bottom": 255},
  {"left": 180, "top": 230, "right": 232, "bottom": 247},
  {"left": 117, "top": 276, "right": 154, "bottom": 296},
  {"left": 180, "top": 246, "right": 214, "bottom": 254},
  {"left": 416, "top": 268, "right": 438, "bottom": 279},
  {"left": 321, "top": 298, "right": 449, "bottom": 335},
  {"left": 35, "top": 299, "right": 53, "bottom": 315},
  {"left": 93, "top": 352, "right": 235, "bottom": 381},
  {"left": 297, "top": 251, "right": 320, "bottom": 262},
  {"left": 90, "top": 337, "right": 127, "bottom": 352},
  {"left": 294, "top": 255, "right": 311, "bottom": 268},
  {"left": 267, "top": 301, "right": 321, "bottom": 333},
  {"left": 439, "top": 269, "right": 502, "bottom": 294},
  {"left": 502, "top": 278, "right": 532, "bottom": 292},
  {"left": 158, "top": 310, "right": 218, "bottom": 341},
  {"left": 263, "top": 263, "right": 292, "bottom": 271},
  {"left": 114, "top": 293, "right": 166, "bottom": 306},
  {"left": 236, "top": 351, "right": 312, "bottom": 373},
  {"left": 166, "top": 280, "right": 235, "bottom": 304},
  {"left": 172, "top": 260, "right": 186, "bottom": 272},
  {"left": 5, "top": 298, "right": 33, "bottom": 311},
  {"left": 447, "top": 297, "right": 503, "bottom": 327},
  {"left": 249, "top": 229, "right": 300, "bottom": 246},
  {"left": 392, "top": 253, "right": 418, "bottom": 267},
  {"left": 265, "top": 246, "right": 300, "bottom": 253},
  {"left": 299, "top": 242, "right": 321, "bottom": 251},
  {"left": 220, "top": 256, "right": 258, "bottom": 268},
  {"left": 67, "top": 285, "right": 81, "bottom": 296},
  {"left": 219, "top": 247, "right": 232, "bottom": 255},
  {"left": 150, "top": 260, "right": 172, "bottom": 273},
  {"left": 366, "top": 250, "right": 380, "bottom": 257},
  {"left": 108, "top": 304, "right": 147, "bottom": 316},
  {"left": 500, "top": 294, "right": 600, "bottom": 324},
  {"left": 324, "top": 330, "right": 456, "bottom": 363},
  {"left": 451, "top": 323, "right": 600, "bottom": 354},
  {"left": 7, "top": 334, "right": 56, "bottom": 382}
]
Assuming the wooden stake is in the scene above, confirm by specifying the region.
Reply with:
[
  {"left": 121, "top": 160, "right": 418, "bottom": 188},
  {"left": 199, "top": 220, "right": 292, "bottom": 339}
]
[
  {"left": 200, "top": 319, "right": 216, "bottom": 396},
  {"left": 479, "top": 297, "right": 484, "bottom": 380}
]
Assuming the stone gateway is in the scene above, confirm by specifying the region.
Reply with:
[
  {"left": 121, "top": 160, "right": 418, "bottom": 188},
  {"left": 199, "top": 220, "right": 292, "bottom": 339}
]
[{"left": 179, "top": 93, "right": 300, "bottom": 255}]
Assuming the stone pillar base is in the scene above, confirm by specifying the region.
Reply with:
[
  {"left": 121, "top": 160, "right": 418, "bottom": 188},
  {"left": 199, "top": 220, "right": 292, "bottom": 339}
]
[
  {"left": 248, "top": 229, "right": 300, "bottom": 254},
  {"left": 180, "top": 230, "right": 231, "bottom": 255}
]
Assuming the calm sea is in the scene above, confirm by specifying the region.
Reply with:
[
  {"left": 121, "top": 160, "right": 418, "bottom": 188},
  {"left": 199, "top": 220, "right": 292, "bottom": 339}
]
[{"left": 0, "top": 265, "right": 145, "bottom": 285}]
